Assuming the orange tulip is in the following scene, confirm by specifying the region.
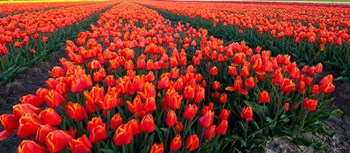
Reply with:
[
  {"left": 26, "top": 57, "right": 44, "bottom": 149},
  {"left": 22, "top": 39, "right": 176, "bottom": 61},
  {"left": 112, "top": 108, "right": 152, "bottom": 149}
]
[
  {"left": 280, "top": 78, "right": 296, "bottom": 93},
  {"left": 110, "top": 113, "right": 123, "bottom": 130},
  {"left": 17, "top": 113, "right": 42, "bottom": 139},
  {"left": 36, "top": 124, "right": 55, "bottom": 143}
]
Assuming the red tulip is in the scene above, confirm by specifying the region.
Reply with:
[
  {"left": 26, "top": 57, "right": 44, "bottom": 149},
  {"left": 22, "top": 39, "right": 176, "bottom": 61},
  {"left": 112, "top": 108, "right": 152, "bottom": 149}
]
[
  {"left": 45, "top": 89, "right": 65, "bottom": 108},
  {"left": 245, "top": 77, "right": 255, "bottom": 89},
  {"left": 113, "top": 124, "right": 132, "bottom": 146},
  {"left": 280, "top": 79, "right": 296, "bottom": 93},
  {"left": 39, "top": 108, "right": 62, "bottom": 127},
  {"left": 219, "top": 109, "right": 230, "bottom": 120},
  {"left": 150, "top": 143, "right": 164, "bottom": 153},
  {"left": 175, "top": 121, "right": 183, "bottom": 133},
  {"left": 302, "top": 98, "right": 318, "bottom": 112},
  {"left": 110, "top": 113, "right": 123, "bottom": 130},
  {"left": 65, "top": 101, "right": 88, "bottom": 121},
  {"left": 69, "top": 134, "right": 92, "bottom": 153},
  {"left": 204, "top": 125, "right": 216, "bottom": 140},
  {"left": 17, "top": 113, "right": 42, "bottom": 138},
  {"left": 216, "top": 120, "right": 228, "bottom": 135},
  {"left": 210, "top": 66, "right": 218, "bottom": 76},
  {"left": 186, "top": 134, "right": 199, "bottom": 151},
  {"left": 213, "top": 81, "right": 220, "bottom": 90},
  {"left": 18, "top": 140, "right": 46, "bottom": 153},
  {"left": 183, "top": 85, "right": 195, "bottom": 100},
  {"left": 140, "top": 114, "right": 155, "bottom": 133},
  {"left": 218, "top": 93, "right": 227, "bottom": 104},
  {"left": 36, "top": 124, "right": 55, "bottom": 143},
  {"left": 199, "top": 110, "right": 214, "bottom": 128},
  {"left": 46, "top": 130, "right": 73, "bottom": 153},
  {"left": 170, "top": 134, "right": 182, "bottom": 151},
  {"left": 241, "top": 106, "right": 253, "bottom": 122},
  {"left": 166, "top": 110, "right": 177, "bottom": 127},
  {"left": 284, "top": 102, "right": 290, "bottom": 111},
  {"left": 259, "top": 90, "right": 270, "bottom": 103}
]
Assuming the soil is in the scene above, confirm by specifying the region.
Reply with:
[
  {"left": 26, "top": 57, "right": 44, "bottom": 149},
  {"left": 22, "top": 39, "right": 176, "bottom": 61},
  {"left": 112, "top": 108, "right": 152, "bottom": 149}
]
[{"left": 0, "top": 47, "right": 68, "bottom": 153}]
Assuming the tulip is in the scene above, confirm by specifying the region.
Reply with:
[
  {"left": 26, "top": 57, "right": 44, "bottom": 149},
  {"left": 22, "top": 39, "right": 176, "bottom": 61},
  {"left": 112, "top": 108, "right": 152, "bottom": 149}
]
[
  {"left": 216, "top": 120, "right": 228, "bottom": 135},
  {"left": 69, "top": 134, "right": 92, "bottom": 153},
  {"left": 18, "top": 140, "right": 46, "bottom": 153},
  {"left": 46, "top": 130, "right": 73, "bottom": 153},
  {"left": 174, "top": 121, "right": 183, "bottom": 133},
  {"left": 183, "top": 85, "right": 195, "bottom": 100},
  {"left": 241, "top": 106, "right": 253, "bottom": 122},
  {"left": 89, "top": 124, "right": 107, "bottom": 143},
  {"left": 280, "top": 78, "right": 296, "bottom": 93},
  {"left": 284, "top": 102, "right": 290, "bottom": 111},
  {"left": 218, "top": 93, "right": 227, "bottom": 104},
  {"left": 213, "top": 81, "right": 220, "bottom": 90},
  {"left": 245, "top": 77, "right": 255, "bottom": 89},
  {"left": 17, "top": 113, "right": 42, "bottom": 139},
  {"left": 210, "top": 66, "right": 218, "bottom": 76},
  {"left": 186, "top": 134, "right": 199, "bottom": 151},
  {"left": 204, "top": 125, "right": 216, "bottom": 140},
  {"left": 302, "top": 98, "right": 318, "bottom": 112},
  {"left": 170, "top": 134, "right": 182, "bottom": 151},
  {"left": 166, "top": 110, "right": 177, "bottom": 127},
  {"left": 219, "top": 109, "right": 230, "bottom": 120},
  {"left": 259, "top": 90, "right": 270, "bottom": 103},
  {"left": 36, "top": 124, "right": 55, "bottom": 143},
  {"left": 140, "top": 114, "right": 155, "bottom": 133},
  {"left": 150, "top": 143, "right": 164, "bottom": 153},
  {"left": 113, "top": 124, "right": 132, "bottom": 146},
  {"left": 20, "top": 94, "right": 44, "bottom": 107},
  {"left": 65, "top": 101, "right": 88, "bottom": 121},
  {"left": 110, "top": 113, "right": 123, "bottom": 130},
  {"left": 39, "top": 108, "right": 62, "bottom": 127},
  {"left": 199, "top": 110, "right": 214, "bottom": 128},
  {"left": 45, "top": 89, "right": 65, "bottom": 108}
]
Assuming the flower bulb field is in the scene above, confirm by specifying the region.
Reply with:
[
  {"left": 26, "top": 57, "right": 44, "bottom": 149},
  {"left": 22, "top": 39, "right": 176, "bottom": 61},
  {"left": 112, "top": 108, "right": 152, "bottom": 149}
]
[{"left": 0, "top": 0, "right": 349, "bottom": 152}]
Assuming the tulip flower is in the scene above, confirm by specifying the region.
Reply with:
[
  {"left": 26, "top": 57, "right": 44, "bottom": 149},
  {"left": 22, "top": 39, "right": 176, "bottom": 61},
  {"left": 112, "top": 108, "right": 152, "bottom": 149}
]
[
  {"left": 170, "top": 134, "right": 182, "bottom": 151},
  {"left": 39, "top": 108, "right": 62, "bottom": 127},
  {"left": 110, "top": 113, "right": 123, "bottom": 130},
  {"left": 140, "top": 114, "right": 155, "bottom": 133},
  {"left": 36, "top": 124, "right": 55, "bottom": 143},
  {"left": 216, "top": 120, "right": 228, "bottom": 135},
  {"left": 46, "top": 130, "right": 73, "bottom": 153},
  {"left": 302, "top": 98, "right": 318, "bottom": 112},
  {"left": 18, "top": 140, "right": 46, "bottom": 153},
  {"left": 69, "top": 134, "right": 92, "bottom": 153},
  {"left": 204, "top": 125, "right": 216, "bottom": 140},
  {"left": 241, "top": 106, "right": 253, "bottom": 122},
  {"left": 186, "top": 134, "right": 199, "bottom": 151},
  {"left": 113, "top": 124, "right": 132, "bottom": 146},
  {"left": 65, "top": 101, "right": 88, "bottom": 121},
  {"left": 259, "top": 90, "right": 270, "bottom": 103},
  {"left": 166, "top": 110, "right": 177, "bottom": 127},
  {"left": 199, "top": 110, "right": 214, "bottom": 128},
  {"left": 150, "top": 143, "right": 164, "bottom": 153},
  {"left": 219, "top": 109, "right": 230, "bottom": 120}
]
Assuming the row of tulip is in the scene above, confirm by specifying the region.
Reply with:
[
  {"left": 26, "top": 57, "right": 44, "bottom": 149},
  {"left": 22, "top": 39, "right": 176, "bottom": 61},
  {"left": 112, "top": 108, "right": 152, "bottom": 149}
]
[
  {"left": 0, "top": 1, "right": 340, "bottom": 152},
  {"left": 0, "top": 1, "right": 121, "bottom": 84},
  {"left": 0, "top": 1, "right": 104, "bottom": 16},
  {"left": 139, "top": 1, "right": 350, "bottom": 79}
]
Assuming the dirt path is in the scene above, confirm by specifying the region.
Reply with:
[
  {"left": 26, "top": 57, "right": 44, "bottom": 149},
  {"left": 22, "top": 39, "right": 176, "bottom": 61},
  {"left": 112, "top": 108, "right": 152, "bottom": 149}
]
[{"left": 0, "top": 46, "right": 68, "bottom": 153}]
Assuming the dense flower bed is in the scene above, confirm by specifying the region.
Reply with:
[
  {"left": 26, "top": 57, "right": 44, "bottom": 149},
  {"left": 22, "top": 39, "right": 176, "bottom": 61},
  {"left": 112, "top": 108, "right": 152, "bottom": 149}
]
[
  {"left": 139, "top": 1, "right": 350, "bottom": 78},
  {"left": 0, "top": 0, "right": 120, "bottom": 84},
  {"left": 0, "top": 1, "right": 339, "bottom": 152}
]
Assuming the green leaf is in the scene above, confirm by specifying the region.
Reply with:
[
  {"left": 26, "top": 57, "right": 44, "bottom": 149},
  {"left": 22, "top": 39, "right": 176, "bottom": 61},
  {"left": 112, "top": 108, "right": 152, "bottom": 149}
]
[
  {"left": 101, "top": 149, "right": 115, "bottom": 153},
  {"left": 293, "top": 137, "right": 312, "bottom": 146},
  {"left": 334, "top": 76, "right": 350, "bottom": 82},
  {"left": 330, "top": 109, "right": 343, "bottom": 117}
]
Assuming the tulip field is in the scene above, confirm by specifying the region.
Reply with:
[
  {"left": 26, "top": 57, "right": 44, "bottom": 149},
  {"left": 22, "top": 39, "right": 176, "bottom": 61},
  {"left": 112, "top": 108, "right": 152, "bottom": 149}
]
[{"left": 0, "top": 0, "right": 349, "bottom": 153}]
